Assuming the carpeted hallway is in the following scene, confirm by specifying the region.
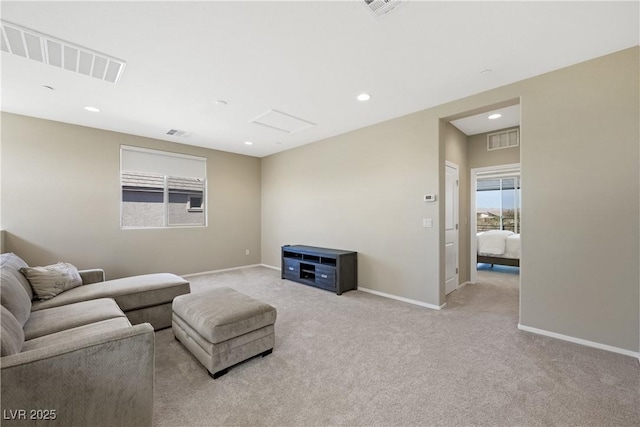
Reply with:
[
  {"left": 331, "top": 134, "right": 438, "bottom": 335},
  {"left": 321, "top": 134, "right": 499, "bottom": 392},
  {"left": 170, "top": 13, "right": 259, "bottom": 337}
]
[{"left": 153, "top": 266, "right": 639, "bottom": 426}]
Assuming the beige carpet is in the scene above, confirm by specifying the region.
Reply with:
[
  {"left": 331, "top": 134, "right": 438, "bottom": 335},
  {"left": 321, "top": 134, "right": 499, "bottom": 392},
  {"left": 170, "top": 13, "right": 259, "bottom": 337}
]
[{"left": 153, "top": 266, "right": 639, "bottom": 426}]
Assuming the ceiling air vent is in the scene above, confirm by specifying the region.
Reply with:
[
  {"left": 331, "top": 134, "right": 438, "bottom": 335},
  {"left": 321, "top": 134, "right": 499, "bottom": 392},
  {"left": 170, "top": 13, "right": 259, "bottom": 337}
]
[
  {"left": 0, "top": 20, "right": 126, "bottom": 84},
  {"left": 364, "top": 0, "right": 403, "bottom": 16},
  {"left": 487, "top": 129, "right": 519, "bottom": 151}
]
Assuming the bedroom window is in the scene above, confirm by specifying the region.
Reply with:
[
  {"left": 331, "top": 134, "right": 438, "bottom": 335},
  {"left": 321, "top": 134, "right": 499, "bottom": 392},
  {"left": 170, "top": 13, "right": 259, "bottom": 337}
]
[
  {"left": 120, "top": 146, "right": 207, "bottom": 229},
  {"left": 476, "top": 175, "right": 520, "bottom": 233}
]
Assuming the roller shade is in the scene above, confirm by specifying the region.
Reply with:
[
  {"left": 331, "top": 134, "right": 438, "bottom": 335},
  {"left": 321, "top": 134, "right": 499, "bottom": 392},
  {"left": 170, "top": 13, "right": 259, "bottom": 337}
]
[
  {"left": 477, "top": 178, "right": 520, "bottom": 192},
  {"left": 121, "top": 145, "right": 206, "bottom": 179}
]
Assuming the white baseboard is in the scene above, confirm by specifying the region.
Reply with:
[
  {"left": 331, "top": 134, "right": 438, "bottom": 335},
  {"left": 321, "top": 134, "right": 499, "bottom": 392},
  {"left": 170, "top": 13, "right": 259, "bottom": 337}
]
[
  {"left": 185, "top": 266, "right": 445, "bottom": 311},
  {"left": 518, "top": 324, "right": 639, "bottom": 359},
  {"left": 260, "top": 264, "right": 280, "bottom": 271},
  {"left": 458, "top": 281, "right": 471, "bottom": 289},
  {"left": 182, "top": 264, "right": 262, "bottom": 278},
  {"left": 261, "top": 267, "right": 445, "bottom": 312},
  {"left": 358, "top": 287, "right": 446, "bottom": 310}
]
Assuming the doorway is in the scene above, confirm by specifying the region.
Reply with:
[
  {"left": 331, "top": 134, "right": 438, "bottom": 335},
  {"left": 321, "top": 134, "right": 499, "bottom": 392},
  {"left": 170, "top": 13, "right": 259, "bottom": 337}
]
[
  {"left": 470, "top": 164, "right": 521, "bottom": 284},
  {"left": 443, "top": 99, "right": 521, "bottom": 301}
]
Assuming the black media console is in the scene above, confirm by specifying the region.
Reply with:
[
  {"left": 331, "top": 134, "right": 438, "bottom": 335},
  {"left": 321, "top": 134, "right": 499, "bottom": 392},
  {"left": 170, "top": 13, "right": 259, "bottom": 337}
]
[{"left": 281, "top": 245, "right": 357, "bottom": 295}]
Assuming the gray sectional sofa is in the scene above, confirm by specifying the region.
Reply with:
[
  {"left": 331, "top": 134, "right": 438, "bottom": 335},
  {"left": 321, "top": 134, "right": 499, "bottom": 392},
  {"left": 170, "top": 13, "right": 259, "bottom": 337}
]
[{"left": 0, "top": 252, "right": 190, "bottom": 427}]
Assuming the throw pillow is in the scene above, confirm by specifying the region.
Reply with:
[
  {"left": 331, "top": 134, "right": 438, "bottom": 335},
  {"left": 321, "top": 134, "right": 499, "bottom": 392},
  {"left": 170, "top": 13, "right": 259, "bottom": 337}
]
[{"left": 19, "top": 262, "right": 83, "bottom": 301}]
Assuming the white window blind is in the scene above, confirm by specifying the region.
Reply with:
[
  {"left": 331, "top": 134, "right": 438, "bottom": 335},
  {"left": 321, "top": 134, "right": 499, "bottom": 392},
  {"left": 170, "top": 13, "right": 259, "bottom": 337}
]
[{"left": 121, "top": 145, "right": 206, "bottom": 178}]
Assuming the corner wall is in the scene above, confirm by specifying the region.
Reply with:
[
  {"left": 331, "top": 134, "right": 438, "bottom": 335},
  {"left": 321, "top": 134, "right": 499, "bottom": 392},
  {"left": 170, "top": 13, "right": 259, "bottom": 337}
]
[
  {"left": 1, "top": 113, "right": 262, "bottom": 278},
  {"left": 261, "top": 110, "right": 441, "bottom": 305},
  {"left": 261, "top": 47, "right": 639, "bottom": 353}
]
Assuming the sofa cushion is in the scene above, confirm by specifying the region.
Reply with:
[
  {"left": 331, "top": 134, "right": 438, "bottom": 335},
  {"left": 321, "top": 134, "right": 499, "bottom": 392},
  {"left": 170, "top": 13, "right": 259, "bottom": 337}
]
[
  {"left": 0, "top": 252, "right": 34, "bottom": 300},
  {"left": 24, "top": 298, "right": 127, "bottom": 341},
  {"left": 1, "top": 306, "right": 25, "bottom": 356},
  {"left": 78, "top": 268, "right": 105, "bottom": 285},
  {"left": 31, "top": 273, "right": 190, "bottom": 312},
  {"left": 22, "top": 317, "right": 132, "bottom": 352},
  {"left": 0, "top": 264, "right": 32, "bottom": 327},
  {"left": 20, "top": 262, "right": 83, "bottom": 301}
]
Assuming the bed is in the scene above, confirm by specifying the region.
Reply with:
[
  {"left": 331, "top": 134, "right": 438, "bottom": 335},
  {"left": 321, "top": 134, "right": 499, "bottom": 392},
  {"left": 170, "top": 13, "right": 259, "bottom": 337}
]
[{"left": 477, "top": 230, "right": 520, "bottom": 267}]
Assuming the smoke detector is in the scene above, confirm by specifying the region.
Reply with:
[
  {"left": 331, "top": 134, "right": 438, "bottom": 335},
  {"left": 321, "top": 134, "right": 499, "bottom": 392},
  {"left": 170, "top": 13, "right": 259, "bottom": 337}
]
[{"left": 364, "top": 0, "right": 403, "bottom": 16}]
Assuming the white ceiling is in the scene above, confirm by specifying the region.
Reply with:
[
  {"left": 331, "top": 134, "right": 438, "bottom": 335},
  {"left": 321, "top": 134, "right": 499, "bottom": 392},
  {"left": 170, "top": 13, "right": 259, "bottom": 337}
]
[
  {"left": 450, "top": 104, "right": 520, "bottom": 136},
  {"left": 1, "top": 1, "right": 638, "bottom": 158}
]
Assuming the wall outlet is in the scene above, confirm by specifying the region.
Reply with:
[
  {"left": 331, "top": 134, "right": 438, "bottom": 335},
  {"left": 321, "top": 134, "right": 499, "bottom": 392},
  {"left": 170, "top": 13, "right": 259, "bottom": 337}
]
[
  {"left": 423, "top": 218, "right": 433, "bottom": 228},
  {"left": 245, "top": 249, "right": 250, "bottom": 255}
]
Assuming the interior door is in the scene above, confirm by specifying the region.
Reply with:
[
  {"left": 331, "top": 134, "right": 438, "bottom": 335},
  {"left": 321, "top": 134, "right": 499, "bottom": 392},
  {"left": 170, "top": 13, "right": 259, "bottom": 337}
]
[{"left": 445, "top": 162, "right": 459, "bottom": 295}]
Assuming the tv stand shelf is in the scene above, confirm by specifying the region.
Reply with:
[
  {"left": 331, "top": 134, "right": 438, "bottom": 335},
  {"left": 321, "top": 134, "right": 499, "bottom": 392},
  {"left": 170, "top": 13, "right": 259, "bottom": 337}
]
[{"left": 281, "top": 245, "right": 357, "bottom": 295}]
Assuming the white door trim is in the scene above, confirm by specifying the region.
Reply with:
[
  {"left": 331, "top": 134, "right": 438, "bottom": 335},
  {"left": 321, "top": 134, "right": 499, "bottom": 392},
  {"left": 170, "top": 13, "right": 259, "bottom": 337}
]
[
  {"left": 470, "top": 163, "right": 521, "bottom": 284},
  {"left": 445, "top": 161, "right": 459, "bottom": 295}
]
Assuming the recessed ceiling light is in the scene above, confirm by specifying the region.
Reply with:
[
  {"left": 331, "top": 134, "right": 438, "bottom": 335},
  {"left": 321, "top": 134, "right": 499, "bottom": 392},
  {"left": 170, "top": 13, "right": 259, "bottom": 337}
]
[
  {"left": 43, "top": 85, "right": 55, "bottom": 90},
  {"left": 215, "top": 100, "right": 228, "bottom": 106},
  {"left": 244, "top": 141, "right": 253, "bottom": 145},
  {"left": 357, "top": 93, "right": 371, "bottom": 102},
  {"left": 488, "top": 113, "right": 502, "bottom": 120},
  {"left": 84, "top": 106, "right": 100, "bottom": 113},
  {"left": 481, "top": 69, "right": 492, "bottom": 75}
]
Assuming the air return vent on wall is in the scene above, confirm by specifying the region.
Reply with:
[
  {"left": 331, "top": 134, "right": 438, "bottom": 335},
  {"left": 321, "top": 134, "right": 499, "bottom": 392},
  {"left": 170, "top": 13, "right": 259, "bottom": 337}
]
[
  {"left": 0, "top": 20, "right": 126, "bottom": 84},
  {"left": 364, "top": 0, "right": 403, "bottom": 16},
  {"left": 487, "top": 129, "right": 519, "bottom": 151}
]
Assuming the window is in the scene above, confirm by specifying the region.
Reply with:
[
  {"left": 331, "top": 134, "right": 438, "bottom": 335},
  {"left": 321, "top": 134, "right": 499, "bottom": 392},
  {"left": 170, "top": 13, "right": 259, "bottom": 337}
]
[
  {"left": 476, "top": 174, "right": 520, "bottom": 233},
  {"left": 188, "top": 195, "right": 203, "bottom": 212},
  {"left": 120, "top": 146, "right": 206, "bottom": 228}
]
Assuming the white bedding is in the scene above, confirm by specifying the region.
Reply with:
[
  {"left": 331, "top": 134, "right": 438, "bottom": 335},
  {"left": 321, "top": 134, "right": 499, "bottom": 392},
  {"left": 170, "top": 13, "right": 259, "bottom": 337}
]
[
  {"left": 477, "top": 230, "right": 520, "bottom": 259},
  {"left": 503, "top": 234, "right": 521, "bottom": 259}
]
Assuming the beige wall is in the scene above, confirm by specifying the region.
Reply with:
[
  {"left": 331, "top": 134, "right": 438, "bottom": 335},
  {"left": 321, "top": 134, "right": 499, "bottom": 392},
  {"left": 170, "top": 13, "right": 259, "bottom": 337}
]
[
  {"left": 515, "top": 48, "right": 639, "bottom": 353},
  {"left": 1, "top": 113, "right": 262, "bottom": 279},
  {"left": 445, "top": 123, "right": 470, "bottom": 285},
  {"left": 261, "top": 47, "right": 639, "bottom": 353},
  {"left": 468, "top": 127, "right": 520, "bottom": 169},
  {"left": 262, "top": 111, "right": 441, "bottom": 304}
]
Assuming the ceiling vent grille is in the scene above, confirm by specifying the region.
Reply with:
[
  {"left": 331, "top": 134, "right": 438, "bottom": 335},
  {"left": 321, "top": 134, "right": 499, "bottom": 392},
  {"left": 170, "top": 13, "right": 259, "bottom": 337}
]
[
  {"left": 0, "top": 20, "right": 126, "bottom": 84},
  {"left": 487, "top": 129, "right": 519, "bottom": 151},
  {"left": 166, "top": 129, "right": 193, "bottom": 138},
  {"left": 364, "top": 0, "right": 403, "bottom": 16}
]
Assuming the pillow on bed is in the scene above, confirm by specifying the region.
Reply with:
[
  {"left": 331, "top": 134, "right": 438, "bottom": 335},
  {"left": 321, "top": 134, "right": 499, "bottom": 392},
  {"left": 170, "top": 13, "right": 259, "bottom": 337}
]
[{"left": 19, "top": 262, "right": 83, "bottom": 301}]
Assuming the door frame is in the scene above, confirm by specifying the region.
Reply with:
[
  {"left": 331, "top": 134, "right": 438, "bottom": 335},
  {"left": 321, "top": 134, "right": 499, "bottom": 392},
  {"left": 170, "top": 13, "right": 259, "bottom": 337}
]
[
  {"left": 470, "top": 162, "right": 521, "bottom": 284},
  {"left": 445, "top": 161, "right": 459, "bottom": 295}
]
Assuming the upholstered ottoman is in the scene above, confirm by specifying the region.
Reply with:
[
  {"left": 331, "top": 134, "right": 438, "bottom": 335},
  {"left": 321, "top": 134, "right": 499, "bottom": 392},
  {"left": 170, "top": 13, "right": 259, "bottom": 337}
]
[{"left": 172, "top": 287, "right": 276, "bottom": 379}]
